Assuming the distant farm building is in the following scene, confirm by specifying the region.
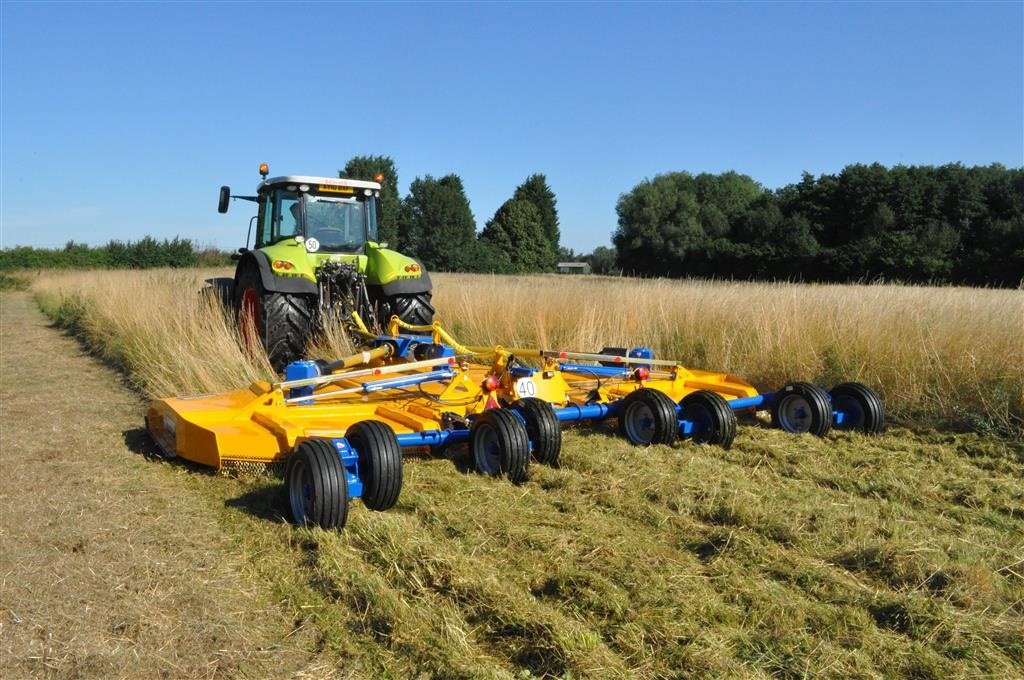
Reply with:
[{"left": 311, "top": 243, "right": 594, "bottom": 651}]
[{"left": 556, "top": 262, "right": 591, "bottom": 275}]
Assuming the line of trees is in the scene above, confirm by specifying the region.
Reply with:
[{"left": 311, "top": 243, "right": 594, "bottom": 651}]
[
  {"left": 613, "top": 163, "right": 1023, "bottom": 286},
  {"left": 0, "top": 237, "right": 230, "bottom": 270},
  {"left": 342, "top": 156, "right": 561, "bottom": 273}
]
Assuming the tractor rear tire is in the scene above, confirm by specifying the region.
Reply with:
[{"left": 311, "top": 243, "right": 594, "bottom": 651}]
[
  {"left": 512, "top": 397, "right": 562, "bottom": 466},
  {"left": 470, "top": 409, "right": 530, "bottom": 484},
  {"left": 679, "top": 390, "right": 737, "bottom": 449},
  {"left": 236, "top": 265, "right": 315, "bottom": 371},
  {"left": 771, "top": 381, "right": 832, "bottom": 437},
  {"left": 346, "top": 420, "right": 403, "bottom": 511},
  {"left": 286, "top": 439, "right": 349, "bottom": 529},
  {"left": 829, "top": 382, "right": 886, "bottom": 434},
  {"left": 388, "top": 292, "right": 435, "bottom": 327},
  {"left": 618, "top": 388, "right": 678, "bottom": 446}
]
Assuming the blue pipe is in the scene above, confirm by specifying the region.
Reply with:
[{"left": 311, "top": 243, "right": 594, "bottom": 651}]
[
  {"left": 552, "top": 402, "right": 622, "bottom": 422},
  {"left": 361, "top": 368, "right": 454, "bottom": 393},
  {"left": 394, "top": 429, "right": 471, "bottom": 448},
  {"left": 726, "top": 394, "right": 771, "bottom": 411}
]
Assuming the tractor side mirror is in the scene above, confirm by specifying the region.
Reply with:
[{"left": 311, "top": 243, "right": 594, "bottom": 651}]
[{"left": 218, "top": 186, "right": 231, "bottom": 213}]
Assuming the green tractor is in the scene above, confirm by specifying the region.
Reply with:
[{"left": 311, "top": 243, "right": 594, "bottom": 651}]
[{"left": 213, "top": 163, "right": 434, "bottom": 369}]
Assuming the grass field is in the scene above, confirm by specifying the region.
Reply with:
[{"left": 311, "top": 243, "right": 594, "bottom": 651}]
[{"left": 12, "top": 269, "right": 1024, "bottom": 678}]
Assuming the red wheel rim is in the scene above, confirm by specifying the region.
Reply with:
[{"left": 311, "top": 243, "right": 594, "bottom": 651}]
[{"left": 240, "top": 287, "right": 261, "bottom": 352}]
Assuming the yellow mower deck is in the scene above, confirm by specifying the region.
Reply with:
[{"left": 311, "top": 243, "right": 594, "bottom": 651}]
[{"left": 147, "top": 339, "right": 759, "bottom": 470}]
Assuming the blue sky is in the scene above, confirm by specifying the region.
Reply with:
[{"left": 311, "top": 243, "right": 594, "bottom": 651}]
[{"left": 1, "top": 1, "right": 1021, "bottom": 253}]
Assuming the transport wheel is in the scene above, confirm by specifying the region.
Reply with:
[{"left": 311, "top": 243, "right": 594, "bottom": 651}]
[
  {"left": 388, "top": 291, "right": 435, "bottom": 327},
  {"left": 286, "top": 439, "right": 349, "bottom": 529},
  {"left": 679, "top": 390, "right": 737, "bottom": 449},
  {"left": 346, "top": 421, "right": 403, "bottom": 511},
  {"left": 771, "top": 382, "right": 832, "bottom": 437},
  {"left": 470, "top": 409, "right": 529, "bottom": 484},
  {"left": 234, "top": 264, "right": 315, "bottom": 371},
  {"left": 617, "top": 388, "right": 678, "bottom": 446},
  {"left": 512, "top": 397, "right": 562, "bottom": 466},
  {"left": 829, "top": 382, "right": 886, "bottom": 434}
]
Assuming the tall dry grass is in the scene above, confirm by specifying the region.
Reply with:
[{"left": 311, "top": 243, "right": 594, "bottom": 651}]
[
  {"left": 29, "top": 269, "right": 1024, "bottom": 435},
  {"left": 32, "top": 269, "right": 274, "bottom": 398}
]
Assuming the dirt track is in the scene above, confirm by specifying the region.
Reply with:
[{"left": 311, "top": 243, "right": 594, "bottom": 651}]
[{"left": 0, "top": 293, "right": 315, "bottom": 679}]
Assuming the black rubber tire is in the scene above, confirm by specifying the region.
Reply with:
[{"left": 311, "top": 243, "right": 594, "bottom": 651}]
[
  {"left": 617, "top": 388, "right": 678, "bottom": 446},
  {"left": 388, "top": 291, "right": 435, "bottom": 327},
  {"left": 829, "top": 382, "right": 886, "bottom": 434},
  {"left": 470, "top": 409, "right": 530, "bottom": 484},
  {"left": 679, "top": 390, "right": 737, "bottom": 449},
  {"left": 346, "top": 420, "right": 403, "bottom": 511},
  {"left": 286, "top": 439, "right": 349, "bottom": 529},
  {"left": 771, "top": 381, "right": 833, "bottom": 437},
  {"left": 511, "top": 397, "right": 562, "bottom": 466},
  {"left": 235, "top": 265, "right": 315, "bottom": 371}
]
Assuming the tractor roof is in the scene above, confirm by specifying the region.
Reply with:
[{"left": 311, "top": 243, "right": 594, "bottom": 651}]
[{"left": 258, "top": 175, "right": 382, "bottom": 193}]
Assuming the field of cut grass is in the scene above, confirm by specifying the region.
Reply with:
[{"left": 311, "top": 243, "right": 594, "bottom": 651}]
[{"left": 18, "top": 268, "right": 1024, "bottom": 678}]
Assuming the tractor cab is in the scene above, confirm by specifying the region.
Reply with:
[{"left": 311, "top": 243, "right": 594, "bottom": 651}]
[{"left": 255, "top": 176, "right": 382, "bottom": 253}]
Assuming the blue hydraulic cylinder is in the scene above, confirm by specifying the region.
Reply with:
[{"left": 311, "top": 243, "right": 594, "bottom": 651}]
[{"left": 360, "top": 368, "right": 454, "bottom": 393}]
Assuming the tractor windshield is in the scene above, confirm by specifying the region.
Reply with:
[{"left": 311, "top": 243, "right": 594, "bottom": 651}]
[{"left": 302, "top": 194, "right": 377, "bottom": 252}]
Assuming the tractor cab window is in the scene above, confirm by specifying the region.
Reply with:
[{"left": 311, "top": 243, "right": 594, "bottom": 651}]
[
  {"left": 279, "top": 195, "right": 302, "bottom": 239},
  {"left": 258, "top": 191, "right": 303, "bottom": 247},
  {"left": 302, "top": 194, "right": 369, "bottom": 252}
]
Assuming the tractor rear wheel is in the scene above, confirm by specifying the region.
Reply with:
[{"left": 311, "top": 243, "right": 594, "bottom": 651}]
[
  {"left": 346, "top": 420, "right": 403, "bottom": 511},
  {"left": 286, "top": 439, "right": 349, "bottom": 529},
  {"left": 387, "top": 292, "right": 435, "bottom": 327},
  {"left": 829, "top": 382, "right": 886, "bottom": 434},
  {"left": 512, "top": 397, "right": 562, "bottom": 466},
  {"left": 235, "top": 265, "right": 315, "bottom": 371},
  {"left": 618, "top": 388, "right": 678, "bottom": 446},
  {"left": 771, "top": 381, "right": 832, "bottom": 437},
  {"left": 470, "top": 409, "right": 529, "bottom": 484},
  {"left": 679, "top": 390, "right": 737, "bottom": 449}
]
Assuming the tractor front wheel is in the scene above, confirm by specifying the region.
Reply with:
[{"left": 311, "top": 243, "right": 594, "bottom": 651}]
[{"left": 235, "top": 266, "right": 315, "bottom": 371}]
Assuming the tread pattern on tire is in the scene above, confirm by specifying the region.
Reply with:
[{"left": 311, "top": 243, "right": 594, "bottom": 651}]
[
  {"left": 346, "top": 420, "right": 403, "bottom": 511},
  {"left": 235, "top": 263, "right": 315, "bottom": 371},
  {"left": 680, "top": 390, "right": 738, "bottom": 449},
  {"left": 617, "top": 388, "right": 679, "bottom": 446},
  {"left": 512, "top": 397, "right": 562, "bottom": 466},
  {"left": 389, "top": 292, "right": 435, "bottom": 327},
  {"left": 470, "top": 409, "right": 530, "bottom": 484},
  {"left": 829, "top": 382, "right": 886, "bottom": 434},
  {"left": 287, "top": 438, "right": 349, "bottom": 529},
  {"left": 262, "top": 292, "right": 314, "bottom": 371},
  {"left": 771, "top": 381, "right": 833, "bottom": 437}
]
